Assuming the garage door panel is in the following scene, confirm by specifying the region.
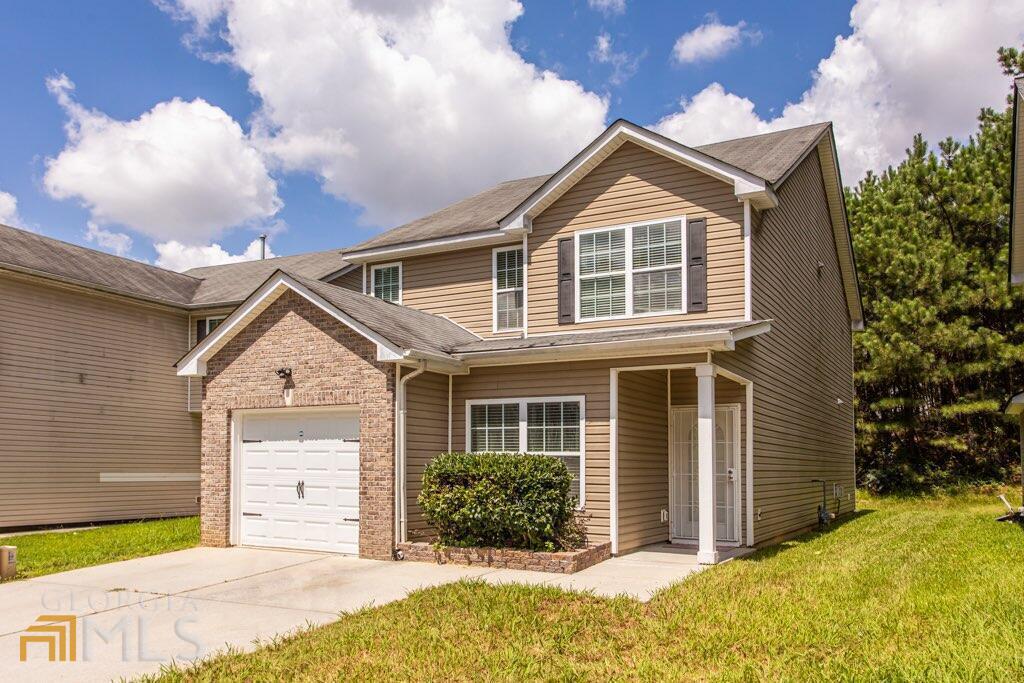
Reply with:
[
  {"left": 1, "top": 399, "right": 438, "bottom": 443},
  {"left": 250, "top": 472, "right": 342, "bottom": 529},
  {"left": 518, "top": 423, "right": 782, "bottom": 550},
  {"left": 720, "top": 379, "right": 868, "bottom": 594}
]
[{"left": 238, "top": 410, "right": 360, "bottom": 555}]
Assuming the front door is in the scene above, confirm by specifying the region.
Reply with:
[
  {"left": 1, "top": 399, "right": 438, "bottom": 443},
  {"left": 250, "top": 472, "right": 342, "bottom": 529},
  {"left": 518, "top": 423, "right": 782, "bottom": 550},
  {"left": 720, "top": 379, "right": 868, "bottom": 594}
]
[{"left": 669, "top": 405, "right": 740, "bottom": 543}]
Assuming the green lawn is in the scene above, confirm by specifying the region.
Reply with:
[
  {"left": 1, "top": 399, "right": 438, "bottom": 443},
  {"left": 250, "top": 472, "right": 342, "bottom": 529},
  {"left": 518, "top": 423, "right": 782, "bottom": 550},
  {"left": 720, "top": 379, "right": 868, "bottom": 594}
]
[
  {"left": 153, "top": 493, "right": 1024, "bottom": 681},
  {"left": 0, "top": 516, "right": 199, "bottom": 580}
]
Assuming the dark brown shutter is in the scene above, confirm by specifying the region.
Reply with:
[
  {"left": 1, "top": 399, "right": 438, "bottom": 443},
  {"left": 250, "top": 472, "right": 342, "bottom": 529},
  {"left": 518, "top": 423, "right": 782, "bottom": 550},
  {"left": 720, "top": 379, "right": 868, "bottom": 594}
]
[
  {"left": 687, "top": 218, "right": 707, "bottom": 312},
  {"left": 557, "top": 238, "right": 575, "bottom": 324},
  {"left": 196, "top": 319, "right": 207, "bottom": 342}
]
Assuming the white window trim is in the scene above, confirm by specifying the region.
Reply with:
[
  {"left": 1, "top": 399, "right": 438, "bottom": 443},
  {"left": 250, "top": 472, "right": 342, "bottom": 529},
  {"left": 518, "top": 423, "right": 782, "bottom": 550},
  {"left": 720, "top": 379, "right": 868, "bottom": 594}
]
[
  {"left": 574, "top": 215, "right": 688, "bottom": 323},
  {"left": 370, "top": 261, "right": 403, "bottom": 304},
  {"left": 203, "top": 316, "right": 226, "bottom": 337},
  {"left": 464, "top": 395, "right": 586, "bottom": 508},
  {"left": 492, "top": 245, "right": 524, "bottom": 333}
]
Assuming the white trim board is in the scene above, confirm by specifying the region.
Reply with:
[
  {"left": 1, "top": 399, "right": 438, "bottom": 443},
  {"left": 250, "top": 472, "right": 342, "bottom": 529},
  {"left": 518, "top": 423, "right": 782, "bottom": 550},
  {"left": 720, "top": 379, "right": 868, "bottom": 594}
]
[{"left": 99, "top": 472, "right": 200, "bottom": 483}]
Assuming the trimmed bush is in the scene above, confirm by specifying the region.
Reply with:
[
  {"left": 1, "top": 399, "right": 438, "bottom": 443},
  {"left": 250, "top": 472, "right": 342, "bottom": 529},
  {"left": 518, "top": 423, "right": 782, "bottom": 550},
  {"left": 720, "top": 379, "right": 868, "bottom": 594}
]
[{"left": 419, "top": 452, "right": 585, "bottom": 552}]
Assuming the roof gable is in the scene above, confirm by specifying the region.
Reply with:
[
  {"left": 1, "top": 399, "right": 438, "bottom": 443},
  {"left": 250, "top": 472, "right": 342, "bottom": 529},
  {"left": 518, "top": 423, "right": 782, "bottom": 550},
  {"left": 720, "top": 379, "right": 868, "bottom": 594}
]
[
  {"left": 176, "top": 270, "right": 477, "bottom": 376},
  {"left": 499, "top": 120, "right": 778, "bottom": 233}
]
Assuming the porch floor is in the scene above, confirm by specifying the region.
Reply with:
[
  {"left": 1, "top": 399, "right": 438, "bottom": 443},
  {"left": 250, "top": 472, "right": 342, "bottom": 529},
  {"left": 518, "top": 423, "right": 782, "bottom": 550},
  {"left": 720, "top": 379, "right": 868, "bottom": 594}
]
[{"left": 477, "top": 543, "right": 754, "bottom": 602}]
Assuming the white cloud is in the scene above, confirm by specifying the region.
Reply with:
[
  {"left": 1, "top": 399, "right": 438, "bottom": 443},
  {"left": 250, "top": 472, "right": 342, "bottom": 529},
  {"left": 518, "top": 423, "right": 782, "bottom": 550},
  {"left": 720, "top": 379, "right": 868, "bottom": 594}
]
[
  {"left": 0, "top": 190, "right": 21, "bottom": 227},
  {"left": 588, "top": 0, "right": 625, "bottom": 16},
  {"left": 43, "top": 74, "right": 281, "bottom": 245},
  {"left": 672, "top": 15, "right": 761, "bottom": 64},
  {"left": 161, "top": 0, "right": 608, "bottom": 227},
  {"left": 85, "top": 222, "right": 133, "bottom": 256},
  {"left": 155, "top": 237, "right": 275, "bottom": 272},
  {"left": 656, "top": 0, "right": 1024, "bottom": 184},
  {"left": 590, "top": 32, "right": 642, "bottom": 86}
]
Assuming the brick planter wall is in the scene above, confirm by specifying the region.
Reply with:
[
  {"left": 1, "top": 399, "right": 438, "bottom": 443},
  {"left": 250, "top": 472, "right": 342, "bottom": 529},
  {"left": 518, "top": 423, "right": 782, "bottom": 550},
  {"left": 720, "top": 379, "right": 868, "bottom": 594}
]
[
  {"left": 397, "top": 541, "right": 612, "bottom": 574},
  {"left": 201, "top": 289, "right": 396, "bottom": 560}
]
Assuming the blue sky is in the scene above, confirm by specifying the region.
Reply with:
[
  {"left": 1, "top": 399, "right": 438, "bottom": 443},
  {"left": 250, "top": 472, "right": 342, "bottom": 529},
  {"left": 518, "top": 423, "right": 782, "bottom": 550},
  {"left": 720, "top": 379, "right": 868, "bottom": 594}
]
[{"left": 0, "top": 1, "right": 1020, "bottom": 270}]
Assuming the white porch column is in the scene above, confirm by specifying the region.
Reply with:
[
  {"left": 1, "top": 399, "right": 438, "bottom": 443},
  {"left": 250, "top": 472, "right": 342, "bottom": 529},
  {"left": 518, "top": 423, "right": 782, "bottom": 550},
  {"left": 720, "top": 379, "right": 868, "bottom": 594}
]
[{"left": 696, "top": 363, "right": 718, "bottom": 564}]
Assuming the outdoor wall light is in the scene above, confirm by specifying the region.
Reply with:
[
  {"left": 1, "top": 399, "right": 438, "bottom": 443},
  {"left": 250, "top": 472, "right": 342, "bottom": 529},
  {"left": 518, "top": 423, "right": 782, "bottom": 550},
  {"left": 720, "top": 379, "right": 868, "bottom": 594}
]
[{"left": 276, "top": 368, "right": 292, "bottom": 379}]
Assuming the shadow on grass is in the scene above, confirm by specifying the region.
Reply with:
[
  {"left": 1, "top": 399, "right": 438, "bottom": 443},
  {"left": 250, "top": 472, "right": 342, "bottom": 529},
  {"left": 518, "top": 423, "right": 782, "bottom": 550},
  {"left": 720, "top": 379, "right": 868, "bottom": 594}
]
[{"left": 738, "top": 509, "right": 875, "bottom": 563}]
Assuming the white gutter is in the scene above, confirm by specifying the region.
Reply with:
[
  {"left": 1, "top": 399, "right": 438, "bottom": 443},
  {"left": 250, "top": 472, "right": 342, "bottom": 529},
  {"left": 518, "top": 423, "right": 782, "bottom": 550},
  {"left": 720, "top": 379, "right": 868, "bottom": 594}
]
[{"left": 395, "top": 361, "right": 426, "bottom": 547}]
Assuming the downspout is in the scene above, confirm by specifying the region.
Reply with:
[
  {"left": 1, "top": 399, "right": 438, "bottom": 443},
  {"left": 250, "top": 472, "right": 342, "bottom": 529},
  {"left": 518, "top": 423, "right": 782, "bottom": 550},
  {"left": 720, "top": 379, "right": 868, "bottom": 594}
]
[
  {"left": 395, "top": 361, "right": 426, "bottom": 549},
  {"left": 447, "top": 374, "right": 453, "bottom": 452}
]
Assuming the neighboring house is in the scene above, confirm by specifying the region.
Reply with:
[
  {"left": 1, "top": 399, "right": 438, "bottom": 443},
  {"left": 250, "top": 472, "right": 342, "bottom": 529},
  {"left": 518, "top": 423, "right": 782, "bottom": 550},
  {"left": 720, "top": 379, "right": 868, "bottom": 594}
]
[
  {"left": 0, "top": 224, "right": 355, "bottom": 530},
  {"left": 178, "top": 119, "right": 863, "bottom": 565}
]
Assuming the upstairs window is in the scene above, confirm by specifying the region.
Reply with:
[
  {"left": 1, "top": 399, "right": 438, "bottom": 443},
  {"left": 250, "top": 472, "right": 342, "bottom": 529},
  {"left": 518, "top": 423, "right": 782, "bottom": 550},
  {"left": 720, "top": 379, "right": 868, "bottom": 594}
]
[
  {"left": 196, "top": 316, "right": 226, "bottom": 342},
  {"left": 371, "top": 263, "right": 402, "bottom": 303},
  {"left": 493, "top": 247, "right": 524, "bottom": 331},
  {"left": 576, "top": 218, "right": 685, "bottom": 321}
]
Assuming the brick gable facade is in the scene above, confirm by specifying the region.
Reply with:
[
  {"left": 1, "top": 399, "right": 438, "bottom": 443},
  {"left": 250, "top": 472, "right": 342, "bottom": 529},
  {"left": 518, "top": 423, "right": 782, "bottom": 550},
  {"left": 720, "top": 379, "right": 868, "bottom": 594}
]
[{"left": 200, "top": 289, "right": 396, "bottom": 560}]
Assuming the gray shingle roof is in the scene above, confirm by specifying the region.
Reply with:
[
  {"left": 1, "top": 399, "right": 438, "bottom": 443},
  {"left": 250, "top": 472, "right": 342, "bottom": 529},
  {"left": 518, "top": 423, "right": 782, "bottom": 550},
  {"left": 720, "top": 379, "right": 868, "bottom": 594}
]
[
  {"left": 0, "top": 222, "right": 200, "bottom": 305},
  {"left": 185, "top": 250, "right": 350, "bottom": 306},
  {"left": 289, "top": 272, "right": 479, "bottom": 356},
  {"left": 694, "top": 122, "right": 831, "bottom": 184},
  {"left": 345, "top": 122, "right": 831, "bottom": 255},
  {"left": 346, "top": 174, "right": 550, "bottom": 253},
  {"left": 451, "top": 320, "right": 767, "bottom": 354}
]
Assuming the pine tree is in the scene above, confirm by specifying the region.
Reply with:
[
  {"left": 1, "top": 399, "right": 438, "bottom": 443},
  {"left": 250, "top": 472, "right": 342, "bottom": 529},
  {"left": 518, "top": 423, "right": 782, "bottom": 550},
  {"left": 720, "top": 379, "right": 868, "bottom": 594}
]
[{"left": 849, "top": 47, "right": 1024, "bottom": 490}]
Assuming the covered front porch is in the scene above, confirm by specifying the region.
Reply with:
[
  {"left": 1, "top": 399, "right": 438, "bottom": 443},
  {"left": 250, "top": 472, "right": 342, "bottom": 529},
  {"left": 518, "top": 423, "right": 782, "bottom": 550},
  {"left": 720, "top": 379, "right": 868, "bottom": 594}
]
[{"left": 610, "top": 361, "right": 753, "bottom": 563}]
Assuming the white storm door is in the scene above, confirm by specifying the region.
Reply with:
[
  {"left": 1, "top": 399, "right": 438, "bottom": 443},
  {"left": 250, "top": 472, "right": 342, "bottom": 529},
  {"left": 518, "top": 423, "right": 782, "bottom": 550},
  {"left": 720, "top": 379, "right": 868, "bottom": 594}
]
[
  {"left": 669, "top": 406, "right": 740, "bottom": 543},
  {"left": 238, "top": 410, "right": 360, "bottom": 554}
]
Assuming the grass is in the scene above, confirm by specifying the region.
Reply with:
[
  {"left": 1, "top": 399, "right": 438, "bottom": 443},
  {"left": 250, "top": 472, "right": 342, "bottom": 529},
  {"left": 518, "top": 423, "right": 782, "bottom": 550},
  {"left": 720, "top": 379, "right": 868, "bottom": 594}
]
[
  {"left": 151, "top": 493, "right": 1024, "bottom": 681},
  {"left": 0, "top": 516, "right": 199, "bottom": 580}
]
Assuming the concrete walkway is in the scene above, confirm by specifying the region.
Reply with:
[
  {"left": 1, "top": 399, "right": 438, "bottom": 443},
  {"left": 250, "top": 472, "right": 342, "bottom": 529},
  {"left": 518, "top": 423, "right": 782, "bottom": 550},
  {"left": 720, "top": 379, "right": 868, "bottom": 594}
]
[{"left": 0, "top": 544, "right": 733, "bottom": 681}]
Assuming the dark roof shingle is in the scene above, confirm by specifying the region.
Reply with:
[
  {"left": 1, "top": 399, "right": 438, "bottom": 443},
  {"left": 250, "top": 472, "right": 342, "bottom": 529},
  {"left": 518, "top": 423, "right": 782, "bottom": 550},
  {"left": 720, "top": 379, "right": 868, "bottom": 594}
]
[
  {"left": 694, "top": 122, "right": 831, "bottom": 184},
  {"left": 289, "top": 272, "right": 479, "bottom": 355},
  {"left": 345, "top": 122, "right": 831, "bottom": 255},
  {"left": 185, "top": 250, "right": 350, "bottom": 306},
  {"left": 0, "top": 223, "right": 200, "bottom": 305},
  {"left": 346, "top": 175, "right": 550, "bottom": 254}
]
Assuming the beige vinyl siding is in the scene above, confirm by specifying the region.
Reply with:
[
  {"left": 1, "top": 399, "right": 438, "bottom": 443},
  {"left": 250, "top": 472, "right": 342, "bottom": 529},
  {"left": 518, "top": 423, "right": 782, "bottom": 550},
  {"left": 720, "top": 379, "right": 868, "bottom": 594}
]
[
  {"left": 0, "top": 273, "right": 201, "bottom": 529},
  {"left": 528, "top": 141, "right": 746, "bottom": 333},
  {"left": 329, "top": 266, "right": 365, "bottom": 293},
  {"left": 448, "top": 353, "right": 704, "bottom": 549},
  {"left": 617, "top": 369, "right": 668, "bottom": 549},
  {"left": 363, "top": 245, "right": 520, "bottom": 338},
  {"left": 714, "top": 149, "right": 856, "bottom": 545},
  {"left": 403, "top": 369, "right": 449, "bottom": 540},
  {"left": 187, "top": 307, "right": 235, "bottom": 413}
]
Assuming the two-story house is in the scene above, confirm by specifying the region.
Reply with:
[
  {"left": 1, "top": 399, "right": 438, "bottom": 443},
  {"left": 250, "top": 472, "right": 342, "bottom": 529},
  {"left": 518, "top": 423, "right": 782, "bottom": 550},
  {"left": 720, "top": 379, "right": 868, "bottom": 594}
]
[{"left": 178, "top": 120, "right": 863, "bottom": 564}]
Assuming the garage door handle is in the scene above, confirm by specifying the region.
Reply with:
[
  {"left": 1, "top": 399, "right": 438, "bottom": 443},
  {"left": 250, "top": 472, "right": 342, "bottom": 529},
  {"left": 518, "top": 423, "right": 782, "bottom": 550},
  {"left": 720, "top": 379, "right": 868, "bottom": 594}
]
[
  {"left": 342, "top": 438, "right": 360, "bottom": 443},
  {"left": 242, "top": 512, "right": 262, "bottom": 518},
  {"left": 242, "top": 439, "right": 263, "bottom": 443},
  {"left": 343, "top": 517, "right": 359, "bottom": 522}
]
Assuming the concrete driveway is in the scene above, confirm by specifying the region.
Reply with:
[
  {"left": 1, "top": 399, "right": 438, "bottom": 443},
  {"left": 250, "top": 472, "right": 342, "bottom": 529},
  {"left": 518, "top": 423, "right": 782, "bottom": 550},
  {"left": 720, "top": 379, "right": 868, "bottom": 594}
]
[{"left": 0, "top": 545, "right": 721, "bottom": 681}]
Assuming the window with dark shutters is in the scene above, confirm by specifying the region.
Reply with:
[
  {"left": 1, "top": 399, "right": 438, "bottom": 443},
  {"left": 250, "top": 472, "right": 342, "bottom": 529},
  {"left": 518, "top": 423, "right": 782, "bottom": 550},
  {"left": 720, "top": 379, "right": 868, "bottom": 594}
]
[
  {"left": 557, "top": 237, "right": 575, "bottom": 324},
  {"left": 687, "top": 218, "right": 708, "bottom": 312},
  {"left": 196, "top": 318, "right": 207, "bottom": 342}
]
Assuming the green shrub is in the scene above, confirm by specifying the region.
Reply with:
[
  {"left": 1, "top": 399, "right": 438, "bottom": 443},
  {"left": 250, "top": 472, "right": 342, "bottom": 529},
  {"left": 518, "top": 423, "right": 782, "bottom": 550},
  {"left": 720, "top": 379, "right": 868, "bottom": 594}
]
[{"left": 418, "top": 452, "right": 585, "bottom": 552}]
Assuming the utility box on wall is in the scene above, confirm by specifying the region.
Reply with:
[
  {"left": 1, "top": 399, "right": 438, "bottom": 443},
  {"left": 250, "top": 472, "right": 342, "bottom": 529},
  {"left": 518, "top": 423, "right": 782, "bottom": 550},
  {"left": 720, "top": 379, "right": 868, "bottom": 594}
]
[{"left": 0, "top": 545, "right": 16, "bottom": 580}]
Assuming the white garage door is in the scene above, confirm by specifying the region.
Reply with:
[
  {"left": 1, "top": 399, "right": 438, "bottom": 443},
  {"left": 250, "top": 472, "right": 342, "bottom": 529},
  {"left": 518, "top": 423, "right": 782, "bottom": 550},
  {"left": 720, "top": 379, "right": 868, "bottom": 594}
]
[{"left": 237, "top": 409, "right": 360, "bottom": 554}]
